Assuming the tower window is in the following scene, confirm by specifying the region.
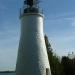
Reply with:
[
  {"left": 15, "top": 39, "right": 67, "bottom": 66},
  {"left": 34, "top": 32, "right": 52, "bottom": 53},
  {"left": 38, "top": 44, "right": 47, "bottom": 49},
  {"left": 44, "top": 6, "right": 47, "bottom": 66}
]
[{"left": 46, "top": 68, "right": 50, "bottom": 75}]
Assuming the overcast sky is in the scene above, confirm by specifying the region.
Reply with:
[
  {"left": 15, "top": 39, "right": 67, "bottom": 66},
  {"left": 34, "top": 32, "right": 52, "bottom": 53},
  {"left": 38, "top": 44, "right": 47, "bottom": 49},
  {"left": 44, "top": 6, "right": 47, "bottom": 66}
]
[{"left": 0, "top": 0, "right": 75, "bottom": 71}]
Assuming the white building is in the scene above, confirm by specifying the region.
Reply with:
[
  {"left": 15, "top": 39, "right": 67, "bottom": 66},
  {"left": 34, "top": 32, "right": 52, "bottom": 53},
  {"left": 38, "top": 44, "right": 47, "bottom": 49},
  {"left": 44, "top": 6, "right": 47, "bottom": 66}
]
[
  {"left": 16, "top": 0, "right": 51, "bottom": 75},
  {"left": 68, "top": 52, "right": 75, "bottom": 59}
]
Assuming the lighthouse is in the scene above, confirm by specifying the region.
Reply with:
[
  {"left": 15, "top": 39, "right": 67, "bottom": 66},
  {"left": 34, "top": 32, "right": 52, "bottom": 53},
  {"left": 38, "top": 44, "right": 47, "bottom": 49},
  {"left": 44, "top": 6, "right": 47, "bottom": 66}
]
[{"left": 16, "top": 0, "right": 51, "bottom": 75}]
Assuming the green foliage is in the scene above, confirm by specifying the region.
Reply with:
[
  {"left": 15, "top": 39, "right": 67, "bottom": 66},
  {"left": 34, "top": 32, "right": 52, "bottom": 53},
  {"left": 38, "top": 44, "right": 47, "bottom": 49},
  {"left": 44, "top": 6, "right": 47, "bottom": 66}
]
[
  {"left": 45, "top": 35, "right": 75, "bottom": 75},
  {"left": 61, "top": 56, "right": 75, "bottom": 75},
  {"left": 44, "top": 35, "right": 63, "bottom": 75}
]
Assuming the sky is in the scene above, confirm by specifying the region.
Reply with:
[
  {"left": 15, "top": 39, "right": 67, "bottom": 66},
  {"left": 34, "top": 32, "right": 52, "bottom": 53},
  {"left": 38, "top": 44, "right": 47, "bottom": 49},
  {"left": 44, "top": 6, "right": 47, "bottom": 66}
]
[{"left": 0, "top": 0, "right": 75, "bottom": 71}]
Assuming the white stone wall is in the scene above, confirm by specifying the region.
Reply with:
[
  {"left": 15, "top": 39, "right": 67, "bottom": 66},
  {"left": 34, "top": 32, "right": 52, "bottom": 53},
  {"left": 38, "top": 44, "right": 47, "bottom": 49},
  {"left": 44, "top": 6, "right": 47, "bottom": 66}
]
[{"left": 16, "top": 13, "right": 51, "bottom": 75}]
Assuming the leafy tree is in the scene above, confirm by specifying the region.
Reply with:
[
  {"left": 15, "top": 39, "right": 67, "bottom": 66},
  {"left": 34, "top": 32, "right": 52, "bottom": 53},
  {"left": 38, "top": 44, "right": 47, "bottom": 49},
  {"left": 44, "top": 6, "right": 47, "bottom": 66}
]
[
  {"left": 61, "top": 56, "right": 75, "bottom": 75},
  {"left": 45, "top": 35, "right": 63, "bottom": 75},
  {"left": 45, "top": 35, "right": 75, "bottom": 75}
]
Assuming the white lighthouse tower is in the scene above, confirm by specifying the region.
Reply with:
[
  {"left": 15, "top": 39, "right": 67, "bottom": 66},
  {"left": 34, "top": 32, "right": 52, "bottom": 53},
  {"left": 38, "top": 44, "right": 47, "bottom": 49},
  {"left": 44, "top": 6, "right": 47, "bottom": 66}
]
[{"left": 16, "top": 0, "right": 51, "bottom": 75}]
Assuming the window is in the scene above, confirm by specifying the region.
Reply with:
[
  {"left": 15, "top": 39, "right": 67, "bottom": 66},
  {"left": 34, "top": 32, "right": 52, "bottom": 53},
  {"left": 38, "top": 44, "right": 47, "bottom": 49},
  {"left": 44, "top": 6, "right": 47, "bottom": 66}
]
[{"left": 46, "top": 68, "right": 50, "bottom": 75}]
